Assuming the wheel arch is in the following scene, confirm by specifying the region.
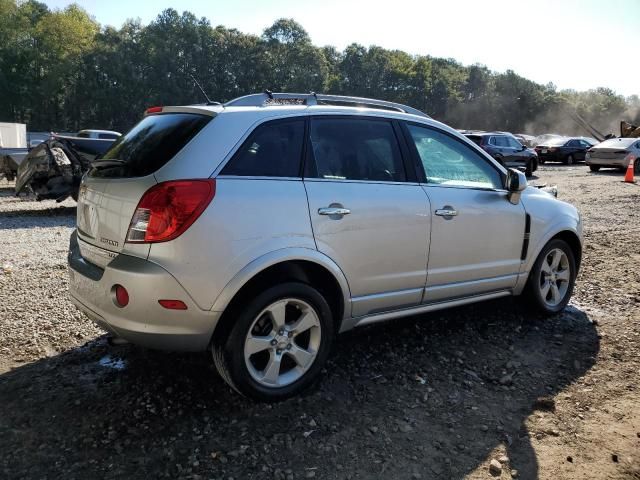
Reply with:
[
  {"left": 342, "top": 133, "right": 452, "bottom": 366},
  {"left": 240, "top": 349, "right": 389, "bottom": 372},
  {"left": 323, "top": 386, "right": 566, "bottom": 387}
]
[
  {"left": 210, "top": 249, "right": 351, "bottom": 344},
  {"left": 550, "top": 230, "right": 582, "bottom": 269},
  {"left": 515, "top": 223, "right": 583, "bottom": 295}
]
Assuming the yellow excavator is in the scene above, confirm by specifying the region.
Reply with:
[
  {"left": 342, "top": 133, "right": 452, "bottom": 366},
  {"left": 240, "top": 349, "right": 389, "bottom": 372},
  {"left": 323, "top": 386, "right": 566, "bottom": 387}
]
[
  {"left": 570, "top": 110, "right": 640, "bottom": 141},
  {"left": 620, "top": 121, "right": 640, "bottom": 138}
]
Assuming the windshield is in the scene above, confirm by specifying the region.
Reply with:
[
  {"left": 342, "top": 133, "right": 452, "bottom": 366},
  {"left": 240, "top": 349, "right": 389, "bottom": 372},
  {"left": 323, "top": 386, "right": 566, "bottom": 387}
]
[
  {"left": 90, "top": 113, "right": 211, "bottom": 178},
  {"left": 595, "top": 138, "right": 635, "bottom": 149},
  {"left": 545, "top": 137, "right": 569, "bottom": 146}
]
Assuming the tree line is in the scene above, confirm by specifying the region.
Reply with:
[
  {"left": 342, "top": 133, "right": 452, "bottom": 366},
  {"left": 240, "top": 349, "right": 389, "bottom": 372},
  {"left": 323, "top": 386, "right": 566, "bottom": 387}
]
[{"left": 1, "top": 0, "right": 638, "bottom": 136}]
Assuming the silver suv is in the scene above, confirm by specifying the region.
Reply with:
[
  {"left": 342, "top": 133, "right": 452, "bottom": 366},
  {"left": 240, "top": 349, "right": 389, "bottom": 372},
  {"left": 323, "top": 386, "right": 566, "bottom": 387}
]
[{"left": 68, "top": 93, "right": 582, "bottom": 400}]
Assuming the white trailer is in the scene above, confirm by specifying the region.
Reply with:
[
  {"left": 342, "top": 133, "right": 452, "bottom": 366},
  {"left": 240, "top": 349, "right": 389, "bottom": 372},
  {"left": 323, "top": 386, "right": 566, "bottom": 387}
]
[
  {"left": 0, "top": 123, "right": 28, "bottom": 181},
  {"left": 0, "top": 122, "right": 27, "bottom": 148}
]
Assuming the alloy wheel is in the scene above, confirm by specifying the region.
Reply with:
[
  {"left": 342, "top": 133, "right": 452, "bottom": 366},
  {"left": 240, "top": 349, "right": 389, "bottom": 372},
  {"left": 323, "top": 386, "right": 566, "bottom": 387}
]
[
  {"left": 538, "top": 248, "right": 571, "bottom": 307},
  {"left": 244, "top": 298, "right": 321, "bottom": 388}
]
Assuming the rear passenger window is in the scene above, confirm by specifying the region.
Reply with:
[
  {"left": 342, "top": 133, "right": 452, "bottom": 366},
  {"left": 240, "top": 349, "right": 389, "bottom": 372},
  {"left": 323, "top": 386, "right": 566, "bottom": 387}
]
[
  {"left": 407, "top": 124, "right": 502, "bottom": 189},
  {"left": 222, "top": 120, "right": 304, "bottom": 177},
  {"left": 308, "top": 118, "right": 406, "bottom": 182},
  {"left": 496, "top": 136, "right": 510, "bottom": 147}
]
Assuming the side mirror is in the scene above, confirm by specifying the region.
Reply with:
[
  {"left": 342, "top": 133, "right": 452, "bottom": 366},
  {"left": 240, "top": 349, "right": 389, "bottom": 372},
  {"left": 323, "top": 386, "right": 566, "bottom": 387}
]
[
  {"left": 506, "top": 168, "right": 527, "bottom": 204},
  {"left": 520, "top": 144, "right": 527, "bottom": 151}
]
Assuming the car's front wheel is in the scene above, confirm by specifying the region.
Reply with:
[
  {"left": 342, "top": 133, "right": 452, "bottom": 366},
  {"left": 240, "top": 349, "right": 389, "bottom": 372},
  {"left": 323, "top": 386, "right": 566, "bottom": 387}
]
[
  {"left": 589, "top": 165, "right": 601, "bottom": 172},
  {"left": 564, "top": 154, "right": 574, "bottom": 165},
  {"left": 212, "top": 282, "right": 334, "bottom": 401},
  {"left": 524, "top": 239, "right": 576, "bottom": 315}
]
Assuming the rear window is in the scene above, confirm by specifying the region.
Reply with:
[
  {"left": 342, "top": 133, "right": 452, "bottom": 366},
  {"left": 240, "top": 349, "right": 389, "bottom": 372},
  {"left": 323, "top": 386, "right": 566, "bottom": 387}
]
[
  {"left": 595, "top": 137, "right": 635, "bottom": 149},
  {"left": 546, "top": 137, "right": 569, "bottom": 146},
  {"left": 89, "top": 113, "right": 211, "bottom": 178},
  {"left": 465, "top": 135, "right": 483, "bottom": 146}
]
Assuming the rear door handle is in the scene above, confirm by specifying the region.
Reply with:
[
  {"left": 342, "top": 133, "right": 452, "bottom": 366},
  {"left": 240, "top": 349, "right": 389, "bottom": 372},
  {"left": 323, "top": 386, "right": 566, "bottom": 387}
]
[
  {"left": 435, "top": 208, "right": 458, "bottom": 217},
  {"left": 318, "top": 207, "right": 351, "bottom": 216}
]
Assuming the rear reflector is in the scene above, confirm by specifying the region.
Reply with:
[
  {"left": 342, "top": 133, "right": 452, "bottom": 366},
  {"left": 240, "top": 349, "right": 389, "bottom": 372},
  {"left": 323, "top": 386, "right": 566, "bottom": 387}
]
[
  {"left": 158, "top": 299, "right": 188, "bottom": 310},
  {"left": 145, "top": 106, "right": 163, "bottom": 115},
  {"left": 114, "top": 285, "right": 129, "bottom": 307},
  {"left": 126, "top": 179, "right": 215, "bottom": 243}
]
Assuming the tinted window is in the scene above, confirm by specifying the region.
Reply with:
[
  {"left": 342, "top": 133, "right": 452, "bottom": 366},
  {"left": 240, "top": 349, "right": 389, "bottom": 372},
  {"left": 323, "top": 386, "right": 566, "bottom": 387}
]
[
  {"left": 566, "top": 139, "right": 579, "bottom": 147},
  {"left": 308, "top": 118, "right": 406, "bottom": 182},
  {"left": 407, "top": 124, "right": 502, "bottom": 189},
  {"left": 90, "top": 113, "right": 211, "bottom": 178},
  {"left": 490, "top": 136, "right": 509, "bottom": 147},
  {"left": 507, "top": 136, "right": 522, "bottom": 148},
  {"left": 98, "top": 133, "right": 119, "bottom": 140},
  {"left": 496, "top": 136, "right": 511, "bottom": 147},
  {"left": 465, "top": 135, "right": 483, "bottom": 146},
  {"left": 77, "top": 131, "right": 90, "bottom": 138},
  {"left": 221, "top": 120, "right": 304, "bottom": 177}
]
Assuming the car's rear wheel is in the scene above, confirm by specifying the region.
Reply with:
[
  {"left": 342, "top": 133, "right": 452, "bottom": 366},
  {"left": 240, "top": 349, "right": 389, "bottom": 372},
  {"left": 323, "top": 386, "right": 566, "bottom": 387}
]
[
  {"left": 212, "top": 282, "right": 334, "bottom": 401},
  {"left": 589, "top": 165, "right": 601, "bottom": 172},
  {"left": 564, "top": 154, "right": 574, "bottom": 165},
  {"left": 524, "top": 239, "right": 576, "bottom": 315},
  {"left": 634, "top": 158, "right": 640, "bottom": 174},
  {"left": 525, "top": 160, "right": 533, "bottom": 177},
  {"left": 539, "top": 158, "right": 546, "bottom": 164}
]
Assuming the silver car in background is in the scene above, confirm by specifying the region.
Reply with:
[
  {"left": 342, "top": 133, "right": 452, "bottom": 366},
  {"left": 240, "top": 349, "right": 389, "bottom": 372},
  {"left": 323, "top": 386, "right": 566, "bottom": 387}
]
[
  {"left": 586, "top": 137, "right": 640, "bottom": 173},
  {"left": 68, "top": 93, "right": 583, "bottom": 401}
]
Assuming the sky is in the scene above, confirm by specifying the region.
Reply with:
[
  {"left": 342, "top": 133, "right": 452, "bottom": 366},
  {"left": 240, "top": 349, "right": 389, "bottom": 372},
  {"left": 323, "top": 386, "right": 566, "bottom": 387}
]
[{"left": 43, "top": 0, "right": 640, "bottom": 96}]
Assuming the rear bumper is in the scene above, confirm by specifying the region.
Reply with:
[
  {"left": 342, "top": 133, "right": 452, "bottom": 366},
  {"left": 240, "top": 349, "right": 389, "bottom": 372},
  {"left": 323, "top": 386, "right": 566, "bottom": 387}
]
[
  {"left": 536, "top": 152, "right": 562, "bottom": 162},
  {"left": 503, "top": 157, "right": 535, "bottom": 172},
  {"left": 68, "top": 231, "right": 220, "bottom": 351},
  {"left": 586, "top": 157, "right": 628, "bottom": 168}
]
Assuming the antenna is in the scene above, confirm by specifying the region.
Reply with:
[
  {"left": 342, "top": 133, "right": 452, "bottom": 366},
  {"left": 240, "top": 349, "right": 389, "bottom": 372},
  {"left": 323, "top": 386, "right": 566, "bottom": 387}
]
[{"left": 189, "top": 74, "right": 220, "bottom": 106}]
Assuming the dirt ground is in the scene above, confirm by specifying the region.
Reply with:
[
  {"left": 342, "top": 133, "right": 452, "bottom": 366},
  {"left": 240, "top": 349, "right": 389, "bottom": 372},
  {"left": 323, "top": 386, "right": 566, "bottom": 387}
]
[{"left": 0, "top": 165, "right": 638, "bottom": 480}]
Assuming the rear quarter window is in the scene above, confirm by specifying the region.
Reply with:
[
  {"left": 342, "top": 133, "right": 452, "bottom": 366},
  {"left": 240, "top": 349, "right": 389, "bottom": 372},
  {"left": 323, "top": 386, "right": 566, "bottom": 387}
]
[
  {"left": 89, "top": 113, "right": 211, "bottom": 178},
  {"left": 221, "top": 119, "right": 304, "bottom": 177}
]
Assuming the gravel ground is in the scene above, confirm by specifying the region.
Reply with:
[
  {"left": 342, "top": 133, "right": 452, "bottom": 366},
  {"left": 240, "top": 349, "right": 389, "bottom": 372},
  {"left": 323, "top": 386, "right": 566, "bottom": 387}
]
[{"left": 0, "top": 166, "right": 638, "bottom": 480}]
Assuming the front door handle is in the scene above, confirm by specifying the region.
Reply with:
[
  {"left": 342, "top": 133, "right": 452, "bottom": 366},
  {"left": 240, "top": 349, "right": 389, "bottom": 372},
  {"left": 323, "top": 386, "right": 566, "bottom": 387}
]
[
  {"left": 318, "top": 207, "right": 351, "bottom": 216},
  {"left": 435, "top": 207, "right": 458, "bottom": 218}
]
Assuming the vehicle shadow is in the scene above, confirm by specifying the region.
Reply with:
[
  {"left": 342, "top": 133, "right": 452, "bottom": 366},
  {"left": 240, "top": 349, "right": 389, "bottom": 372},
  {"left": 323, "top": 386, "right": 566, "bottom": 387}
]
[
  {"left": 0, "top": 299, "right": 599, "bottom": 479},
  {"left": 0, "top": 206, "right": 76, "bottom": 229},
  {"left": 588, "top": 169, "right": 631, "bottom": 178}
]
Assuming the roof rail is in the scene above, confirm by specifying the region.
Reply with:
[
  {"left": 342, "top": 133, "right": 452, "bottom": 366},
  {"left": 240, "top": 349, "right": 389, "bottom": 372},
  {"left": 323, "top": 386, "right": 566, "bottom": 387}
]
[{"left": 224, "top": 92, "right": 430, "bottom": 118}]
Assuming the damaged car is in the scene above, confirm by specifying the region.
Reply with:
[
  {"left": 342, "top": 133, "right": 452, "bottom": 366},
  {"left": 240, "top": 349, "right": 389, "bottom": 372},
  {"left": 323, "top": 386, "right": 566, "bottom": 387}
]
[{"left": 15, "top": 133, "right": 118, "bottom": 201}]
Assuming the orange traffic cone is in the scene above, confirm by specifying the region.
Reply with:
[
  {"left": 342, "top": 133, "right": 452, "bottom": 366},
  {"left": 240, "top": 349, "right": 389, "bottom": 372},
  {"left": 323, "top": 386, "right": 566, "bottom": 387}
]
[{"left": 624, "top": 155, "right": 636, "bottom": 183}]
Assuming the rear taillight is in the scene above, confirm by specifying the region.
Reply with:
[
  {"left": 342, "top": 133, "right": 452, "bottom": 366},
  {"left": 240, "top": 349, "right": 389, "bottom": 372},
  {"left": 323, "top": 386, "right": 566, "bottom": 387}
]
[{"left": 126, "top": 179, "right": 215, "bottom": 243}]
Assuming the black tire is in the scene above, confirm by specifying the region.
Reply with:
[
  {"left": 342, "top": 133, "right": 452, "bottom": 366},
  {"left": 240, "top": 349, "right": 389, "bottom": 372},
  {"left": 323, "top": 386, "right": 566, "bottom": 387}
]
[
  {"left": 539, "top": 158, "right": 546, "bottom": 165},
  {"left": 525, "top": 160, "right": 533, "bottom": 177},
  {"left": 212, "top": 282, "right": 334, "bottom": 401},
  {"left": 494, "top": 155, "right": 504, "bottom": 167},
  {"left": 634, "top": 158, "right": 640, "bottom": 175},
  {"left": 589, "top": 165, "right": 600, "bottom": 172},
  {"left": 564, "top": 154, "right": 574, "bottom": 165},
  {"left": 524, "top": 239, "right": 577, "bottom": 315}
]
